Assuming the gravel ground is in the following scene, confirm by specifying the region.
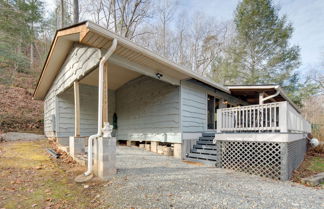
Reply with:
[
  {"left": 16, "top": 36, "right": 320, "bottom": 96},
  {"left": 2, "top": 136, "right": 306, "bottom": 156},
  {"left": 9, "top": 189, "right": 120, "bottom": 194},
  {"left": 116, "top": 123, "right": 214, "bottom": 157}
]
[{"left": 102, "top": 146, "right": 324, "bottom": 209}]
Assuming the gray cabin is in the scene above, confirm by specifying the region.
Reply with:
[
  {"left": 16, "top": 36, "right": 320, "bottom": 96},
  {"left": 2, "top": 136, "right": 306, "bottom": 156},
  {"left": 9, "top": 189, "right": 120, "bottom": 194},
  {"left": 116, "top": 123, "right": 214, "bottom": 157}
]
[{"left": 34, "top": 21, "right": 311, "bottom": 180}]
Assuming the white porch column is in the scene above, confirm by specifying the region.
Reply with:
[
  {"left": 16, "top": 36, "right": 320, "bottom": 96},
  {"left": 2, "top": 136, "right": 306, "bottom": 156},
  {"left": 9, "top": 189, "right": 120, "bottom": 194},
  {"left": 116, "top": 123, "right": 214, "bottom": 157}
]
[
  {"left": 279, "top": 102, "right": 288, "bottom": 133},
  {"left": 103, "top": 64, "right": 109, "bottom": 125},
  {"left": 69, "top": 81, "right": 84, "bottom": 159},
  {"left": 74, "top": 81, "right": 80, "bottom": 137}
]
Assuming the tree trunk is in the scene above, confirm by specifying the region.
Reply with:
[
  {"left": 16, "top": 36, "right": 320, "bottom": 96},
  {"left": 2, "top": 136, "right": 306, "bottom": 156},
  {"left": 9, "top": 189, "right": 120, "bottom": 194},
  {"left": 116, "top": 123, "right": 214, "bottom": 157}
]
[
  {"left": 30, "top": 42, "right": 33, "bottom": 69},
  {"left": 73, "top": 0, "right": 79, "bottom": 24},
  {"left": 112, "top": 0, "right": 117, "bottom": 33},
  {"left": 60, "top": 0, "right": 64, "bottom": 28}
]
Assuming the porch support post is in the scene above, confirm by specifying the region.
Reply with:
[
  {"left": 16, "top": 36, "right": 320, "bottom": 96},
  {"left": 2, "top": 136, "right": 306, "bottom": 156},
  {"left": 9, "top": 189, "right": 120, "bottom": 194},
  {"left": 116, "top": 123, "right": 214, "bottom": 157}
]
[
  {"left": 74, "top": 81, "right": 80, "bottom": 137},
  {"left": 259, "top": 92, "right": 264, "bottom": 105},
  {"left": 102, "top": 64, "right": 109, "bottom": 125},
  {"left": 93, "top": 62, "right": 117, "bottom": 180},
  {"left": 69, "top": 81, "right": 84, "bottom": 160},
  {"left": 279, "top": 102, "right": 288, "bottom": 133}
]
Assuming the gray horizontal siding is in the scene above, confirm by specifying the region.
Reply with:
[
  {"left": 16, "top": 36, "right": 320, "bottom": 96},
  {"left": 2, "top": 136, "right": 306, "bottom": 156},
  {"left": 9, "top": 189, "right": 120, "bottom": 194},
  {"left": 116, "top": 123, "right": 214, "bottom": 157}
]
[
  {"left": 56, "top": 85, "right": 115, "bottom": 138},
  {"left": 181, "top": 80, "right": 207, "bottom": 133},
  {"left": 44, "top": 87, "right": 56, "bottom": 138},
  {"left": 43, "top": 43, "right": 102, "bottom": 138},
  {"left": 56, "top": 85, "right": 97, "bottom": 137},
  {"left": 116, "top": 76, "right": 181, "bottom": 143}
]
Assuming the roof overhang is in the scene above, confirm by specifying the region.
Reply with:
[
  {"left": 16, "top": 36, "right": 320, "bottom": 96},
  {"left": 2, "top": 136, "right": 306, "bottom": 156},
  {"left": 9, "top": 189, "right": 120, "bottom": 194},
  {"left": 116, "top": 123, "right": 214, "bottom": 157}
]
[
  {"left": 33, "top": 21, "right": 230, "bottom": 100},
  {"left": 227, "top": 85, "right": 300, "bottom": 112}
]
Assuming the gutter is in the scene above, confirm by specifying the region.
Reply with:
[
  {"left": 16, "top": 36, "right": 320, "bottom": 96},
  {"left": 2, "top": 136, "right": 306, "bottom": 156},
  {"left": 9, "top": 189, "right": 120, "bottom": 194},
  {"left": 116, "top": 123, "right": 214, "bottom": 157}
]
[
  {"left": 260, "top": 86, "right": 280, "bottom": 104},
  {"left": 84, "top": 38, "right": 118, "bottom": 177}
]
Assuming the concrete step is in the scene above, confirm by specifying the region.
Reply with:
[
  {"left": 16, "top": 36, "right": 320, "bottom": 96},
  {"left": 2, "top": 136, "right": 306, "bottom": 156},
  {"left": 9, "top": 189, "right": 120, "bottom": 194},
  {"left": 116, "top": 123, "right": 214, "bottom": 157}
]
[
  {"left": 193, "top": 144, "right": 217, "bottom": 150},
  {"left": 184, "top": 158, "right": 216, "bottom": 166},
  {"left": 202, "top": 132, "right": 215, "bottom": 137},
  {"left": 187, "top": 152, "right": 218, "bottom": 161},
  {"left": 197, "top": 140, "right": 215, "bottom": 145},
  {"left": 198, "top": 137, "right": 215, "bottom": 141},
  {"left": 191, "top": 148, "right": 217, "bottom": 155}
]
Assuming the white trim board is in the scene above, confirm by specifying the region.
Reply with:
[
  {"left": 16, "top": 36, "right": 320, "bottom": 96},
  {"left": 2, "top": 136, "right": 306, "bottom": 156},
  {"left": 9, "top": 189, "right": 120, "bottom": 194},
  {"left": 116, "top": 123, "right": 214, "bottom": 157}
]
[{"left": 214, "top": 133, "right": 307, "bottom": 143}]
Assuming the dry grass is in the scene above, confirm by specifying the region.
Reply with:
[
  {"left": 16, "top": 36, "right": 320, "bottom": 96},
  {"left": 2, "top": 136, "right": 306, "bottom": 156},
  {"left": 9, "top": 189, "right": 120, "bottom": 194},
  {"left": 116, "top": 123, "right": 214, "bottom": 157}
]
[
  {"left": 291, "top": 149, "right": 324, "bottom": 186},
  {"left": 0, "top": 140, "right": 106, "bottom": 208}
]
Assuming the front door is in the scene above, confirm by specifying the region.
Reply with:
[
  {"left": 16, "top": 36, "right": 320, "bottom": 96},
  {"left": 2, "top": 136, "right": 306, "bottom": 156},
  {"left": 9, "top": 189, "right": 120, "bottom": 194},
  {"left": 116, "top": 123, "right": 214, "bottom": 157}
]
[
  {"left": 207, "top": 95, "right": 220, "bottom": 130},
  {"left": 207, "top": 95, "right": 214, "bottom": 129}
]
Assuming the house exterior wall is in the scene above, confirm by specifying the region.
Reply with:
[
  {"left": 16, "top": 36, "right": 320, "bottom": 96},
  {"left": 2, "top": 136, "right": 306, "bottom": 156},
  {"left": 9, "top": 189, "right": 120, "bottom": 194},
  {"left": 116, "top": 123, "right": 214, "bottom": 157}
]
[
  {"left": 181, "top": 80, "right": 207, "bottom": 133},
  {"left": 43, "top": 43, "right": 102, "bottom": 138},
  {"left": 44, "top": 87, "right": 57, "bottom": 138},
  {"left": 116, "top": 76, "right": 181, "bottom": 143},
  {"left": 180, "top": 80, "right": 247, "bottom": 137}
]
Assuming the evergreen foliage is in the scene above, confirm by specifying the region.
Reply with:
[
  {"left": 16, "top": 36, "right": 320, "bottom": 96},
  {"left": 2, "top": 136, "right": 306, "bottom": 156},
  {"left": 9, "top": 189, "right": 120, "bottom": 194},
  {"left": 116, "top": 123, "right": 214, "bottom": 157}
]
[{"left": 220, "top": 0, "right": 301, "bottom": 85}]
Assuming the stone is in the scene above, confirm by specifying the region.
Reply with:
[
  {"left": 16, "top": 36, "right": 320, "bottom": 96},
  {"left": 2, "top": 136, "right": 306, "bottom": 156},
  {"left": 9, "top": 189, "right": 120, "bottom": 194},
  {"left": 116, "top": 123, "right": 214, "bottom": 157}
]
[
  {"left": 163, "top": 146, "right": 173, "bottom": 156},
  {"left": 145, "top": 143, "right": 151, "bottom": 151},
  {"left": 126, "top": 140, "right": 136, "bottom": 147},
  {"left": 151, "top": 141, "right": 158, "bottom": 153},
  {"left": 173, "top": 143, "right": 182, "bottom": 159},
  {"left": 93, "top": 136, "right": 117, "bottom": 180},
  {"left": 139, "top": 143, "right": 145, "bottom": 149},
  {"left": 57, "top": 145, "right": 69, "bottom": 153},
  {"left": 69, "top": 136, "right": 85, "bottom": 159},
  {"left": 301, "top": 172, "right": 324, "bottom": 186},
  {"left": 157, "top": 145, "right": 164, "bottom": 154}
]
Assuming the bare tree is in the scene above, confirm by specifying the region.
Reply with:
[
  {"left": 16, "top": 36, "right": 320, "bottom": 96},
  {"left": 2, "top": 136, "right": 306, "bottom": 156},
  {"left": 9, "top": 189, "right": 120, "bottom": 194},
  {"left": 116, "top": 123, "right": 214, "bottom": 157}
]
[
  {"left": 114, "top": 0, "right": 152, "bottom": 39},
  {"left": 155, "top": 0, "right": 177, "bottom": 57},
  {"left": 60, "top": 0, "right": 64, "bottom": 27},
  {"left": 80, "top": 0, "right": 152, "bottom": 39}
]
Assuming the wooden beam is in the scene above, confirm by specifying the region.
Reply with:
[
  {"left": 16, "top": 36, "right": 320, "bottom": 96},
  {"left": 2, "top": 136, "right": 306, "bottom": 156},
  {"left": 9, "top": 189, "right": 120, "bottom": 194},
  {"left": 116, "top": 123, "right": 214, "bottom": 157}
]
[
  {"left": 102, "top": 64, "right": 109, "bottom": 125},
  {"left": 74, "top": 81, "right": 80, "bottom": 137}
]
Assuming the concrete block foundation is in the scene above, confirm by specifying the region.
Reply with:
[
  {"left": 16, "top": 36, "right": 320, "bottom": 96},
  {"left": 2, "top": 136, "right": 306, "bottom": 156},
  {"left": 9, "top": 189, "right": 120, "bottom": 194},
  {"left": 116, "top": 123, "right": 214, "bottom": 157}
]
[
  {"left": 151, "top": 141, "right": 158, "bottom": 153},
  {"left": 173, "top": 143, "right": 181, "bottom": 159},
  {"left": 157, "top": 145, "right": 164, "bottom": 154},
  {"left": 93, "top": 136, "right": 117, "bottom": 180},
  {"left": 57, "top": 137, "right": 69, "bottom": 146},
  {"left": 145, "top": 143, "right": 151, "bottom": 151},
  {"left": 126, "top": 140, "right": 137, "bottom": 147},
  {"left": 163, "top": 146, "right": 173, "bottom": 156},
  {"left": 69, "top": 136, "right": 85, "bottom": 159}
]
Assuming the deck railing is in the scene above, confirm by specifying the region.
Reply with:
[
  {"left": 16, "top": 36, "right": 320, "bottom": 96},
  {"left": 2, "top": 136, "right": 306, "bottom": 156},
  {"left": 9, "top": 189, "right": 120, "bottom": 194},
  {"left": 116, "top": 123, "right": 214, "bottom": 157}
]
[{"left": 217, "top": 101, "right": 311, "bottom": 133}]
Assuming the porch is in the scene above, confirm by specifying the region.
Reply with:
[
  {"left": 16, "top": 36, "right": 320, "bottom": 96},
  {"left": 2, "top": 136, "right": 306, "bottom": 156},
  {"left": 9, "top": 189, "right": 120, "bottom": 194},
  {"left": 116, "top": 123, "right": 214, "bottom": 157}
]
[
  {"left": 216, "top": 101, "right": 311, "bottom": 134},
  {"left": 213, "top": 102, "right": 310, "bottom": 180}
]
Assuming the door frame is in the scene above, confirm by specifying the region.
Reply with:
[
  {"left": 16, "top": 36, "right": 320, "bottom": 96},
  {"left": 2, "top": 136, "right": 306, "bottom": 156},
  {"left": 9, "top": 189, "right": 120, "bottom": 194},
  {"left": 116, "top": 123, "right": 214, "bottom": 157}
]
[{"left": 206, "top": 93, "right": 222, "bottom": 131}]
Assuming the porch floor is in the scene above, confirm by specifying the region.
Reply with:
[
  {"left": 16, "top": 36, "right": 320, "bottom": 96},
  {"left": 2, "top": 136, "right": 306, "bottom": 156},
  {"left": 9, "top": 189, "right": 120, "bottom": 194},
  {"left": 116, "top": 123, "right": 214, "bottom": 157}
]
[{"left": 101, "top": 146, "right": 324, "bottom": 209}]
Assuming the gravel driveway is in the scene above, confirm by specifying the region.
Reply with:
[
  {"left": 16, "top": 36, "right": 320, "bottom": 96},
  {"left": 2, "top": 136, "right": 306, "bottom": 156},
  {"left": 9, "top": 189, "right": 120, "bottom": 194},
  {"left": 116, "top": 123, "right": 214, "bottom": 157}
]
[{"left": 102, "top": 146, "right": 324, "bottom": 209}]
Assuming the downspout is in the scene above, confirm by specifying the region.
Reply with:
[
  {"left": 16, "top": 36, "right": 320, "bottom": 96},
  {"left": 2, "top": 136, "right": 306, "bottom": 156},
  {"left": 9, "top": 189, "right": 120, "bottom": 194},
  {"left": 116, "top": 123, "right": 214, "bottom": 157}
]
[
  {"left": 260, "top": 86, "right": 280, "bottom": 104},
  {"left": 84, "top": 39, "right": 118, "bottom": 176}
]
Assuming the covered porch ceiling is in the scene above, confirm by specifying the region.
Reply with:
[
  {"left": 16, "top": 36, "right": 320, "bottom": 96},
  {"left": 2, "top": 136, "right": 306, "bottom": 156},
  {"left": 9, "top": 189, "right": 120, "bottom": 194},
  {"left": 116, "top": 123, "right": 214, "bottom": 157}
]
[
  {"left": 80, "top": 63, "right": 141, "bottom": 90},
  {"left": 226, "top": 85, "right": 299, "bottom": 111}
]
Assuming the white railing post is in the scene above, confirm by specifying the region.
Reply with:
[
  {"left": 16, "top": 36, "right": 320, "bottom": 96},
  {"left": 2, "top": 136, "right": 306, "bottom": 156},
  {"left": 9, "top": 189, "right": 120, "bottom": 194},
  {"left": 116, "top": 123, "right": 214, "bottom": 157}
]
[
  {"left": 217, "top": 109, "right": 222, "bottom": 133},
  {"left": 279, "top": 102, "right": 288, "bottom": 133}
]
